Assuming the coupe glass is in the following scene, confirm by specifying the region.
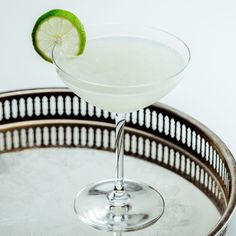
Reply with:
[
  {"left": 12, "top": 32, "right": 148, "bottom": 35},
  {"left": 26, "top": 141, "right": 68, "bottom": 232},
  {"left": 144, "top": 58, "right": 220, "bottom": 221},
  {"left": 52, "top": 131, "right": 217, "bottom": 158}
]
[{"left": 52, "top": 24, "right": 190, "bottom": 232}]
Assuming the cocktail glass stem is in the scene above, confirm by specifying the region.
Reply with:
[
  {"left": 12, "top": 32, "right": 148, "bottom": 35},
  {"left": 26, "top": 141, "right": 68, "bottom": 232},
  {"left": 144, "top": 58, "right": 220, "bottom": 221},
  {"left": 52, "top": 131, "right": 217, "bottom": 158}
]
[
  {"left": 114, "top": 233, "right": 122, "bottom": 236},
  {"left": 108, "top": 113, "right": 130, "bottom": 206},
  {"left": 115, "top": 113, "right": 125, "bottom": 191}
]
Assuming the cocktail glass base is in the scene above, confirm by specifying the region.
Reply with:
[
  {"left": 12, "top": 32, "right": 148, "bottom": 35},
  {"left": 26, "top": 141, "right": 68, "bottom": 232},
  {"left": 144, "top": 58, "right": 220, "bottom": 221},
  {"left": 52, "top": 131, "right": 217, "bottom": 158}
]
[{"left": 74, "top": 179, "right": 165, "bottom": 232}]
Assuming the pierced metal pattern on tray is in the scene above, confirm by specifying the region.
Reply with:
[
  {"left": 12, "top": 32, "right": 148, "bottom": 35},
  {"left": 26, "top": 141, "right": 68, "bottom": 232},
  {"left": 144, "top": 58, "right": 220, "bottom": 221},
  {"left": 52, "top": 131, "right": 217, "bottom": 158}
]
[{"left": 0, "top": 88, "right": 235, "bottom": 236}]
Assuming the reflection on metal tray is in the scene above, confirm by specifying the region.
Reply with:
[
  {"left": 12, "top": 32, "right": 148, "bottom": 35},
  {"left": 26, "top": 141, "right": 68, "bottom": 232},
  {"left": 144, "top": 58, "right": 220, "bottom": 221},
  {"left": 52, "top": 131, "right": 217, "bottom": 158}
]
[{"left": 0, "top": 88, "right": 235, "bottom": 236}]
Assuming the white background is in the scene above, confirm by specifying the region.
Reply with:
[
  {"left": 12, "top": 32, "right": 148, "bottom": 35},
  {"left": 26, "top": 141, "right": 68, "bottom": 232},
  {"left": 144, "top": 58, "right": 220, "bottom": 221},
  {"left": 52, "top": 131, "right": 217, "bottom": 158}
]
[{"left": 0, "top": 0, "right": 236, "bottom": 234}]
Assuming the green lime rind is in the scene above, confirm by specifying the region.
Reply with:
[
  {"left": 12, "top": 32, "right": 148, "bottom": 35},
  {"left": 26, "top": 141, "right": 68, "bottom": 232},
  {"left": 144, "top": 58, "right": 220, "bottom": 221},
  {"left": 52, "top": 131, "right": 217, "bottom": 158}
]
[{"left": 32, "top": 9, "right": 86, "bottom": 63}]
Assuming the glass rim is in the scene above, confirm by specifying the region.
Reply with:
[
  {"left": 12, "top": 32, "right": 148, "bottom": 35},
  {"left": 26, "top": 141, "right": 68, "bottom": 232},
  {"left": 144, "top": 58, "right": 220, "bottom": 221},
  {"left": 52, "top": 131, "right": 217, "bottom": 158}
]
[{"left": 52, "top": 24, "right": 191, "bottom": 89}]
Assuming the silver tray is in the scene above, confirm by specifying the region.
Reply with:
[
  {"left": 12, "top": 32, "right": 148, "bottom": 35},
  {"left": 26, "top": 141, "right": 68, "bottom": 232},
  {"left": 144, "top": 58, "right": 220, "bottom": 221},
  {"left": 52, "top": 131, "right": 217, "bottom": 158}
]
[{"left": 0, "top": 88, "right": 235, "bottom": 236}]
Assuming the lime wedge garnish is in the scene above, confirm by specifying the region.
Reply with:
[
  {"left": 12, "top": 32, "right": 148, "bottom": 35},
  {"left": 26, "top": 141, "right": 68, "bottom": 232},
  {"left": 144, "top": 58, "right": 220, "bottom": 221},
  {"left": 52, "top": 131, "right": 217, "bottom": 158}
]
[{"left": 32, "top": 9, "right": 86, "bottom": 63}]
